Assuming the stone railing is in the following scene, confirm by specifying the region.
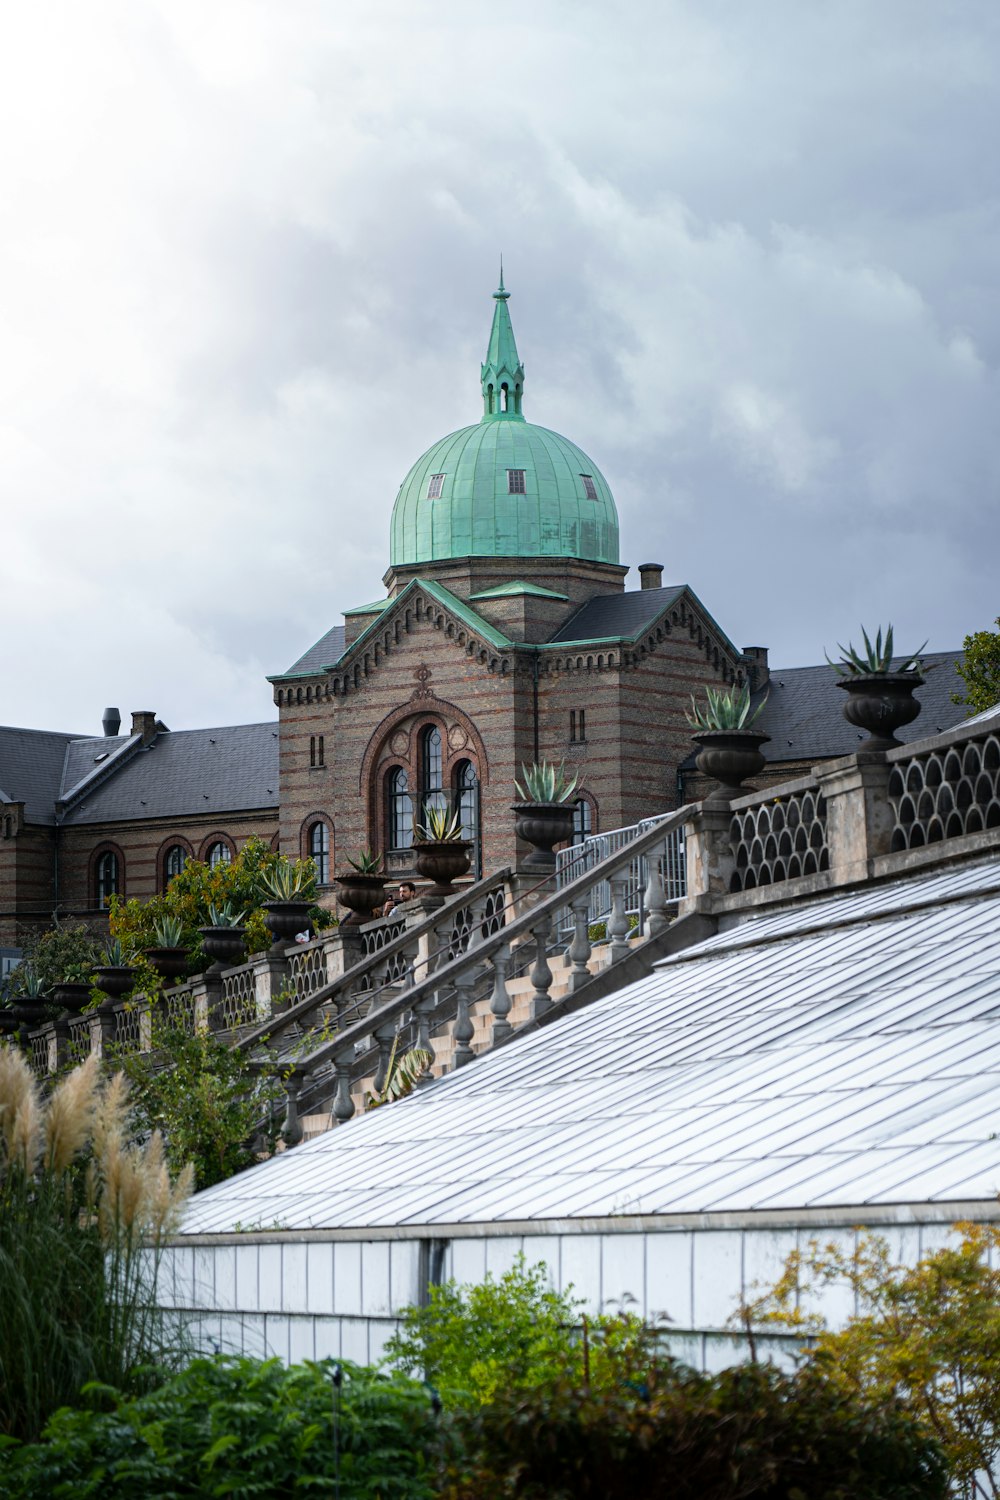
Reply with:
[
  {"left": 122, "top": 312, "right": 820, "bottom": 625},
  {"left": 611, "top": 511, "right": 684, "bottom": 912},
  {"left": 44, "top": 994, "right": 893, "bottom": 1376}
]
[
  {"left": 888, "top": 722, "right": 1000, "bottom": 851},
  {"left": 728, "top": 777, "right": 829, "bottom": 893},
  {"left": 260, "top": 810, "right": 691, "bottom": 1143}
]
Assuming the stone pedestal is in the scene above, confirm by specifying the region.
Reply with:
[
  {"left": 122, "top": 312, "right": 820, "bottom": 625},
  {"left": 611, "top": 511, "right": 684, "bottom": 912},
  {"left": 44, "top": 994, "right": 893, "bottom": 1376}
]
[
  {"left": 678, "top": 801, "right": 737, "bottom": 916},
  {"left": 815, "top": 751, "right": 893, "bottom": 885}
]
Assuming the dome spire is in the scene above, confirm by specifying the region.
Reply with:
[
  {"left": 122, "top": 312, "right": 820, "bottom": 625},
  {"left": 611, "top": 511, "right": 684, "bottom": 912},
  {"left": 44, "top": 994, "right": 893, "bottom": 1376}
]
[{"left": 481, "top": 270, "right": 525, "bottom": 421}]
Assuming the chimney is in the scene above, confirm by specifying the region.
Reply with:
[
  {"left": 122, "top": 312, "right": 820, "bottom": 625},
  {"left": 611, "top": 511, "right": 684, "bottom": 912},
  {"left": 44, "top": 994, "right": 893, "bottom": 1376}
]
[
  {"left": 101, "top": 706, "right": 121, "bottom": 737},
  {"left": 638, "top": 562, "right": 664, "bottom": 591},
  {"left": 130, "top": 710, "right": 158, "bottom": 746},
  {"left": 742, "top": 646, "right": 770, "bottom": 691}
]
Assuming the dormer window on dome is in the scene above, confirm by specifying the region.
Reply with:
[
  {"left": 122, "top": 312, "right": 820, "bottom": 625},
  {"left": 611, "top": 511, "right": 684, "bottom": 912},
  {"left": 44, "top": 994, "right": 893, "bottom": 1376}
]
[
  {"left": 581, "top": 475, "right": 598, "bottom": 500},
  {"left": 508, "top": 469, "right": 526, "bottom": 495},
  {"left": 427, "top": 473, "right": 445, "bottom": 499}
]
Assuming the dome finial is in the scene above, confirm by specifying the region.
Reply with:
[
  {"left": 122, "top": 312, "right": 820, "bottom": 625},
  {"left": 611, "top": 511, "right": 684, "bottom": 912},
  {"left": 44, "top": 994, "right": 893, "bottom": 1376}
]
[{"left": 481, "top": 273, "right": 524, "bottom": 420}]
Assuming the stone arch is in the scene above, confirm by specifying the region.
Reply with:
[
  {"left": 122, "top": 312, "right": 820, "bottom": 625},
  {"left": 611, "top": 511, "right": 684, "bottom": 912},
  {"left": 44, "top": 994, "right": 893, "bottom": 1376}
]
[
  {"left": 155, "top": 834, "right": 195, "bottom": 893},
  {"left": 359, "top": 696, "right": 490, "bottom": 800},
  {"left": 199, "top": 831, "right": 237, "bottom": 866},
  {"left": 90, "top": 840, "right": 126, "bottom": 908}
]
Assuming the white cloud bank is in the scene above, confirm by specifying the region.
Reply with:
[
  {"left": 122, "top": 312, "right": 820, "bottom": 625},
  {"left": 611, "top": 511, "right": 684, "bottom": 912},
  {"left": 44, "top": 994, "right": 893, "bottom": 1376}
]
[{"left": 1, "top": 0, "right": 998, "bottom": 731}]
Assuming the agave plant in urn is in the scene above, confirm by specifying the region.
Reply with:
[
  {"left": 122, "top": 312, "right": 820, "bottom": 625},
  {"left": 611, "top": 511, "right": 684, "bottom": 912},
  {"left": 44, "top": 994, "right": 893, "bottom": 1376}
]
[
  {"left": 412, "top": 802, "right": 472, "bottom": 896},
  {"left": 827, "top": 624, "right": 926, "bottom": 749},
  {"left": 143, "top": 915, "right": 190, "bottom": 984},
  {"left": 334, "top": 850, "right": 388, "bottom": 927},
  {"left": 512, "top": 759, "right": 579, "bottom": 872},
  {"left": 259, "top": 857, "right": 316, "bottom": 953},
  {"left": 687, "top": 683, "right": 770, "bottom": 804},
  {"left": 198, "top": 901, "right": 248, "bottom": 974},
  {"left": 93, "top": 936, "right": 136, "bottom": 1005}
]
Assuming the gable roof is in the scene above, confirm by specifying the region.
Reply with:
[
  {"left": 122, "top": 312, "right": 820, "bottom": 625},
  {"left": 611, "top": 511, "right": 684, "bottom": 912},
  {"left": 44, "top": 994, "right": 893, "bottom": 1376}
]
[
  {"left": 546, "top": 584, "right": 686, "bottom": 645},
  {"left": 0, "top": 726, "right": 82, "bottom": 824},
  {"left": 180, "top": 856, "right": 1000, "bottom": 1235},
  {"left": 59, "top": 723, "right": 279, "bottom": 826}
]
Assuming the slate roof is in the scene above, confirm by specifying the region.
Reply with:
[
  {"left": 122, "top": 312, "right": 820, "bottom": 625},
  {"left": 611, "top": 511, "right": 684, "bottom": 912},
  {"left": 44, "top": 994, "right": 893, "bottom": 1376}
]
[
  {"left": 0, "top": 726, "right": 82, "bottom": 825},
  {"left": 180, "top": 857, "right": 1000, "bottom": 1234},
  {"left": 748, "top": 654, "right": 966, "bottom": 765},
  {"left": 279, "top": 625, "right": 347, "bottom": 678},
  {"left": 59, "top": 723, "right": 279, "bottom": 826},
  {"left": 547, "top": 584, "right": 686, "bottom": 644}
]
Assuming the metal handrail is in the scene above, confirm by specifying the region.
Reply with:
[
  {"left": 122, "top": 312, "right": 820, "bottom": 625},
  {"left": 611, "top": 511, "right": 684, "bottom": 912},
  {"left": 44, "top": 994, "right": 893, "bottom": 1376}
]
[
  {"left": 272, "top": 806, "right": 692, "bottom": 1093},
  {"left": 235, "top": 866, "right": 513, "bottom": 1053}
]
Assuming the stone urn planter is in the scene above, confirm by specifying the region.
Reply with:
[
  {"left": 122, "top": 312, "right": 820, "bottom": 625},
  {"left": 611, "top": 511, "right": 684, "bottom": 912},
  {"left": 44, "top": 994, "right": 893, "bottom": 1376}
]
[
  {"left": 94, "top": 965, "right": 136, "bottom": 1002},
  {"left": 51, "top": 982, "right": 93, "bottom": 1015},
  {"left": 838, "top": 671, "right": 924, "bottom": 749},
  {"left": 263, "top": 900, "right": 313, "bottom": 953},
  {"left": 198, "top": 925, "right": 247, "bottom": 975},
  {"left": 513, "top": 802, "right": 576, "bottom": 873},
  {"left": 334, "top": 873, "right": 387, "bottom": 927},
  {"left": 143, "top": 946, "right": 189, "bottom": 983},
  {"left": 413, "top": 839, "right": 473, "bottom": 897},
  {"left": 692, "top": 730, "right": 771, "bottom": 804}
]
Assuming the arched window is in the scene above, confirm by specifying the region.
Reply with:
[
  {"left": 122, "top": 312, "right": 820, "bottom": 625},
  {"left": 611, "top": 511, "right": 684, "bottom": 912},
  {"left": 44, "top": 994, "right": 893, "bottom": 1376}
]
[
  {"left": 420, "top": 725, "right": 445, "bottom": 818},
  {"left": 454, "top": 759, "right": 481, "bottom": 877},
  {"left": 308, "top": 821, "right": 330, "bottom": 884},
  {"left": 95, "top": 851, "right": 120, "bottom": 905},
  {"left": 163, "top": 844, "right": 187, "bottom": 885},
  {"left": 572, "top": 798, "right": 593, "bottom": 844},
  {"left": 207, "top": 841, "right": 232, "bottom": 870},
  {"left": 386, "top": 767, "right": 413, "bottom": 851}
]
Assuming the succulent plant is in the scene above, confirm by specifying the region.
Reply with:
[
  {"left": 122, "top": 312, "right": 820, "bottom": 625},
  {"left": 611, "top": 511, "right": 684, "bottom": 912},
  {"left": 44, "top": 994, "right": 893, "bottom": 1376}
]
[
  {"left": 14, "top": 964, "right": 46, "bottom": 1000},
  {"left": 152, "top": 915, "right": 185, "bottom": 949},
  {"left": 259, "top": 859, "right": 316, "bottom": 903},
  {"left": 414, "top": 803, "right": 465, "bottom": 842},
  {"left": 345, "top": 849, "right": 383, "bottom": 876},
  {"left": 205, "top": 901, "right": 248, "bottom": 929},
  {"left": 827, "top": 625, "right": 927, "bottom": 678},
  {"left": 514, "top": 759, "right": 580, "bottom": 805},
  {"left": 686, "top": 683, "right": 767, "bottom": 732},
  {"left": 59, "top": 962, "right": 94, "bottom": 986},
  {"left": 103, "top": 937, "right": 128, "bottom": 967}
]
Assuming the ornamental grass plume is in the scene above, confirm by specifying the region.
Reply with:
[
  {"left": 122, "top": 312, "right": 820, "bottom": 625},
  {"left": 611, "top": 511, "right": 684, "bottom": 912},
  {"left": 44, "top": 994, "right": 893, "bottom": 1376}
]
[{"left": 0, "top": 1046, "right": 194, "bottom": 1442}]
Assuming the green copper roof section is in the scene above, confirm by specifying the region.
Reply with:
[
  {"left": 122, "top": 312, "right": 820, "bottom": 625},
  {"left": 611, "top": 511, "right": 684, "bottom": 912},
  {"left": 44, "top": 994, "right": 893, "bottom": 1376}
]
[
  {"left": 469, "top": 580, "right": 569, "bottom": 601},
  {"left": 390, "top": 280, "right": 620, "bottom": 567},
  {"left": 480, "top": 269, "right": 525, "bottom": 421},
  {"left": 323, "top": 577, "right": 512, "bottom": 668},
  {"left": 344, "top": 599, "right": 389, "bottom": 616}
]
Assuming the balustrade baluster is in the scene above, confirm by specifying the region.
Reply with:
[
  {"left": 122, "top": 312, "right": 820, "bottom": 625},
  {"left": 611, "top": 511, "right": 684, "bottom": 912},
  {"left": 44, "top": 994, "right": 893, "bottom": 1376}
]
[
  {"left": 413, "top": 995, "right": 437, "bottom": 1085},
  {"left": 608, "top": 876, "right": 630, "bottom": 962},
  {"left": 489, "top": 941, "right": 512, "bottom": 1043},
  {"left": 373, "top": 1020, "right": 397, "bottom": 1095},
  {"left": 281, "top": 1070, "right": 304, "bottom": 1147},
  {"left": 643, "top": 843, "right": 670, "bottom": 936},
  {"left": 530, "top": 914, "right": 554, "bottom": 1019},
  {"left": 567, "top": 895, "right": 593, "bottom": 991},
  {"left": 451, "top": 967, "right": 477, "bottom": 1067},
  {"left": 333, "top": 1044, "right": 357, "bottom": 1125}
]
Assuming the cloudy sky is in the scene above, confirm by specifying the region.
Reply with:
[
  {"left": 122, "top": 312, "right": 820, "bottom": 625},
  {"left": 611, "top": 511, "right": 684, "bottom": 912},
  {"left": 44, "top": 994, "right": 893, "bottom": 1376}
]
[{"left": 3, "top": 1, "right": 998, "bottom": 733}]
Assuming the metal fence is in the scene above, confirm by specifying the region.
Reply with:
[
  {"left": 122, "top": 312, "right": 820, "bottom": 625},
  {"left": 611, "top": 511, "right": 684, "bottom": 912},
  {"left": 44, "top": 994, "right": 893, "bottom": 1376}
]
[{"left": 555, "top": 813, "right": 686, "bottom": 931}]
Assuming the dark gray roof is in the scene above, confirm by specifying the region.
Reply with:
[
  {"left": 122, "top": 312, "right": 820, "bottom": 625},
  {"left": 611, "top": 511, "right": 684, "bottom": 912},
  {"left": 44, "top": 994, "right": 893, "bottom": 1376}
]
[
  {"left": 680, "top": 653, "right": 968, "bottom": 769},
  {"left": 61, "top": 723, "right": 279, "bottom": 825},
  {"left": 0, "top": 727, "right": 81, "bottom": 824},
  {"left": 547, "top": 584, "right": 686, "bottom": 645},
  {"left": 279, "top": 625, "right": 347, "bottom": 678},
  {"left": 60, "top": 735, "right": 138, "bottom": 803}
]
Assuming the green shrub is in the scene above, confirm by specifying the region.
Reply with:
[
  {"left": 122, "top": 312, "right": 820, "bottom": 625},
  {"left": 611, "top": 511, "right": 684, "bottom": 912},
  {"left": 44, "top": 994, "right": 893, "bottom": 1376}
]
[
  {"left": 383, "top": 1255, "right": 651, "bottom": 1408},
  {"left": 442, "top": 1359, "right": 947, "bottom": 1499},
  {"left": 0, "top": 1356, "right": 440, "bottom": 1499}
]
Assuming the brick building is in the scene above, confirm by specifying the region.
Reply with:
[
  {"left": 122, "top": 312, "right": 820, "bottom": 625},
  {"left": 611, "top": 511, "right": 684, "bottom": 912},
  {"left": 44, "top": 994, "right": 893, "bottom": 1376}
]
[{"left": 0, "top": 280, "right": 966, "bottom": 945}]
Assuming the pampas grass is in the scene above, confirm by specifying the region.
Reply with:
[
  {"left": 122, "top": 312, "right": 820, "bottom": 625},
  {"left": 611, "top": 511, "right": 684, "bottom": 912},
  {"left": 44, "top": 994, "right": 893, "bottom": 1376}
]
[{"left": 0, "top": 1047, "right": 193, "bottom": 1441}]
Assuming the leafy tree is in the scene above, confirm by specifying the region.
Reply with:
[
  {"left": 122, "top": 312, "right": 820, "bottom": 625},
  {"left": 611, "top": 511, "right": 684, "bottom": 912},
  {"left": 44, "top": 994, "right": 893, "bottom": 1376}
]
[
  {"left": 14, "top": 922, "right": 100, "bottom": 994},
  {"left": 954, "top": 617, "right": 1000, "bottom": 715},
  {"left": 118, "top": 1023, "right": 281, "bottom": 1189},
  {"left": 739, "top": 1222, "right": 1000, "bottom": 1496}
]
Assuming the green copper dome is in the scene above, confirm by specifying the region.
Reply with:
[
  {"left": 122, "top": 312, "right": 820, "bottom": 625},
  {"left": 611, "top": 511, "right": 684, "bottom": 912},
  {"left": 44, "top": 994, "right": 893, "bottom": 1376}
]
[{"left": 390, "top": 279, "right": 620, "bottom": 567}]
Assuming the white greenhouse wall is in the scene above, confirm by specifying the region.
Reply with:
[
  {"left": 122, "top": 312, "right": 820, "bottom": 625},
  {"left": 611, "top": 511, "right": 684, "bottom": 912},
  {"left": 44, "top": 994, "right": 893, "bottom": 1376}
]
[{"left": 157, "top": 1213, "right": 985, "bottom": 1371}]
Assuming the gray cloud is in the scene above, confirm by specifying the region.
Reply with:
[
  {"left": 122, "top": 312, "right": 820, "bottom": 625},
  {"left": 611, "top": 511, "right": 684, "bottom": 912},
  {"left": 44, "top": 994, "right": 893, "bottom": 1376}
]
[{"left": 1, "top": 0, "right": 998, "bottom": 732}]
